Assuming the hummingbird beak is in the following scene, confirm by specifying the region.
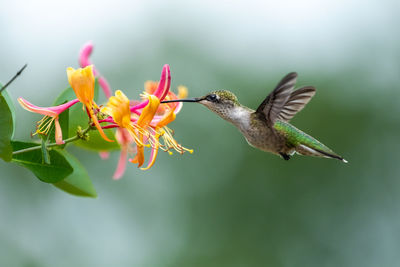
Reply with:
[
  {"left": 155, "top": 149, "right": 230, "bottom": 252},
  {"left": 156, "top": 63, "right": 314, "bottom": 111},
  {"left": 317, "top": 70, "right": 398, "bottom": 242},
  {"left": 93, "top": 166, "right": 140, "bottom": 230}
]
[{"left": 160, "top": 97, "right": 202, "bottom": 104}]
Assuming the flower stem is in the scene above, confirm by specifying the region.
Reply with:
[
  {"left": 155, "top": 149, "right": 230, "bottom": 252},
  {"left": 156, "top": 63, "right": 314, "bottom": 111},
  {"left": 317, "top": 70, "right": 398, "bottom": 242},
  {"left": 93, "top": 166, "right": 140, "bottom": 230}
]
[{"left": 12, "top": 126, "right": 92, "bottom": 155}]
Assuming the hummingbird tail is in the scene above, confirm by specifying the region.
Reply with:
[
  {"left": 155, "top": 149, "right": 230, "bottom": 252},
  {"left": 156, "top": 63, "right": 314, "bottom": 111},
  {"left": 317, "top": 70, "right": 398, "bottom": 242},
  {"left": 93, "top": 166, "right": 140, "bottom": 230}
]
[{"left": 296, "top": 144, "right": 348, "bottom": 163}]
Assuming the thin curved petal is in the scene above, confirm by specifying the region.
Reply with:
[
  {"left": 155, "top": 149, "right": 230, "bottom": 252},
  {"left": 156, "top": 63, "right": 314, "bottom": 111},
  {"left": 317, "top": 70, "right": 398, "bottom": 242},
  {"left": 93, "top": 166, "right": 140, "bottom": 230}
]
[
  {"left": 54, "top": 118, "right": 65, "bottom": 145},
  {"left": 18, "top": 98, "right": 79, "bottom": 117},
  {"left": 141, "top": 133, "right": 160, "bottom": 170},
  {"left": 79, "top": 42, "right": 112, "bottom": 98},
  {"left": 174, "top": 85, "right": 188, "bottom": 114},
  {"left": 130, "top": 142, "right": 144, "bottom": 167},
  {"left": 113, "top": 145, "right": 128, "bottom": 180},
  {"left": 130, "top": 100, "right": 148, "bottom": 112},
  {"left": 79, "top": 41, "right": 94, "bottom": 70},
  {"left": 156, "top": 109, "right": 176, "bottom": 128},
  {"left": 18, "top": 98, "right": 58, "bottom": 117},
  {"left": 153, "top": 64, "right": 171, "bottom": 100},
  {"left": 129, "top": 64, "right": 171, "bottom": 112},
  {"left": 137, "top": 95, "right": 160, "bottom": 127},
  {"left": 141, "top": 145, "right": 159, "bottom": 170}
]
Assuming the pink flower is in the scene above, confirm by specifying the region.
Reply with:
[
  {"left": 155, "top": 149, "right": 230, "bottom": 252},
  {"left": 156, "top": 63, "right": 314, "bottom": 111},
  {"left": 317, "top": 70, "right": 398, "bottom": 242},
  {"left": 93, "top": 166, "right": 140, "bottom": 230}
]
[
  {"left": 113, "top": 128, "right": 136, "bottom": 180},
  {"left": 77, "top": 42, "right": 192, "bottom": 178},
  {"left": 18, "top": 98, "right": 79, "bottom": 144},
  {"left": 101, "top": 64, "right": 192, "bottom": 174},
  {"left": 79, "top": 41, "right": 112, "bottom": 98}
]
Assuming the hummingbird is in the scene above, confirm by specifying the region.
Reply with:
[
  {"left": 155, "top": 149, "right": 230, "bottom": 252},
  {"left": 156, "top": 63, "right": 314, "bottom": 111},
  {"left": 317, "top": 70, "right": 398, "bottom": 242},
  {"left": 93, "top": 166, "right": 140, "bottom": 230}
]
[{"left": 162, "top": 72, "right": 347, "bottom": 163}]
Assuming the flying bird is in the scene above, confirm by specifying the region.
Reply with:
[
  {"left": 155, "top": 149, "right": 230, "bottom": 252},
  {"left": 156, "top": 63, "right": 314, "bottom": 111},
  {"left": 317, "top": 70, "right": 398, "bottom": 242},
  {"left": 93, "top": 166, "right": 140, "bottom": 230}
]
[{"left": 162, "top": 72, "right": 347, "bottom": 163}]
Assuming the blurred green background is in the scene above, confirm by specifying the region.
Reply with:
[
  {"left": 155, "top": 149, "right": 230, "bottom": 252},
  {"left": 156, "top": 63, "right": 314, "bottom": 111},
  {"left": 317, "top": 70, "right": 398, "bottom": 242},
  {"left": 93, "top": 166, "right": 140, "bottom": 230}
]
[{"left": 1, "top": 0, "right": 400, "bottom": 266}]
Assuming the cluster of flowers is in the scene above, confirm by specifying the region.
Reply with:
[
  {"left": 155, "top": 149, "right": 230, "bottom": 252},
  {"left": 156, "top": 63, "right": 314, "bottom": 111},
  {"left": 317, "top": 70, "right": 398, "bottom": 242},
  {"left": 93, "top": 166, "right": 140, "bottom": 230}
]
[{"left": 18, "top": 42, "right": 192, "bottom": 179}]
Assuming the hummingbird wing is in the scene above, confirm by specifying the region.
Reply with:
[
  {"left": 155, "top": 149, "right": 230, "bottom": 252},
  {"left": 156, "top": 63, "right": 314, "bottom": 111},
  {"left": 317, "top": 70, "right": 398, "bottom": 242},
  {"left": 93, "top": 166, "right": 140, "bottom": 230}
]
[
  {"left": 256, "top": 72, "right": 297, "bottom": 125},
  {"left": 256, "top": 72, "right": 316, "bottom": 123},
  {"left": 278, "top": 86, "right": 316, "bottom": 122}
]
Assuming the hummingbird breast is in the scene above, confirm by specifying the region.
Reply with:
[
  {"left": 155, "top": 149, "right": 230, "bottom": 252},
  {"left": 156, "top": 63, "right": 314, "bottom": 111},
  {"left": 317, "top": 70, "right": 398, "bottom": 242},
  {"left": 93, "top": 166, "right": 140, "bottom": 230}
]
[
  {"left": 243, "top": 113, "right": 287, "bottom": 154},
  {"left": 226, "top": 107, "right": 288, "bottom": 155}
]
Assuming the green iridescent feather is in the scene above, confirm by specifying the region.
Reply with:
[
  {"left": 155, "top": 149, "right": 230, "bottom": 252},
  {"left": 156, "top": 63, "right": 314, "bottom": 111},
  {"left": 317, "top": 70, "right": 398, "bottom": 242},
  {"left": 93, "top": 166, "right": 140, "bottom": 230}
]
[{"left": 274, "top": 120, "right": 338, "bottom": 156}]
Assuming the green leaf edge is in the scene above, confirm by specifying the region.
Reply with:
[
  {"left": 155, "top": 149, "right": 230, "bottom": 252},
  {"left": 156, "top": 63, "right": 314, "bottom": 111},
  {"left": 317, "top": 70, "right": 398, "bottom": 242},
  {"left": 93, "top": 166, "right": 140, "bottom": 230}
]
[
  {"left": 11, "top": 141, "right": 73, "bottom": 183},
  {"left": 53, "top": 150, "right": 97, "bottom": 198},
  {"left": 0, "top": 87, "right": 16, "bottom": 162}
]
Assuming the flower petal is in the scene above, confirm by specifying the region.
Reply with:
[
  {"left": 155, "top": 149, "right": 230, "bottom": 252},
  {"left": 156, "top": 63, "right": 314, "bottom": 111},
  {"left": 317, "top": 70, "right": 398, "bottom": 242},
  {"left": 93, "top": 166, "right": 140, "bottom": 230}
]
[
  {"left": 54, "top": 118, "right": 65, "bottom": 145},
  {"left": 18, "top": 98, "right": 79, "bottom": 117},
  {"left": 156, "top": 109, "right": 176, "bottom": 128},
  {"left": 144, "top": 81, "right": 158, "bottom": 94},
  {"left": 101, "top": 90, "right": 131, "bottom": 128},
  {"left": 137, "top": 95, "right": 160, "bottom": 127},
  {"left": 18, "top": 98, "right": 58, "bottom": 117},
  {"left": 130, "top": 142, "right": 144, "bottom": 167},
  {"left": 130, "top": 64, "right": 171, "bottom": 113},
  {"left": 113, "top": 144, "right": 128, "bottom": 180},
  {"left": 177, "top": 85, "right": 188, "bottom": 99},
  {"left": 141, "top": 134, "right": 160, "bottom": 170},
  {"left": 67, "top": 66, "right": 95, "bottom": 105},
  {"left": 79, "top": 42, "right": 112, "bottom": 98},
  {"left": 153, "top": 64, "right": 171, "bottom": 100},
  {"left": 79, "top": 41, "right": 94, "bottom": 71}
]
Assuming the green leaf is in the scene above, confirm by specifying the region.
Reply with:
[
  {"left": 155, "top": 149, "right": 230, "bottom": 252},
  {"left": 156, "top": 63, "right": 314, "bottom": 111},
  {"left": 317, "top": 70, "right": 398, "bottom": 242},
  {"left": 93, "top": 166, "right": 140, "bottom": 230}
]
[
  {"left": 0, "top": 87, "right": 15, "bottom": 162},
  {"left": 53, "top": 80, "right": 119, "bottom": 151},
  {"left": 53, "top": 150, "right": 97, "bottom": 198},
  {"left": 11, "top": 141, "right": 73, "bottom": 183}
]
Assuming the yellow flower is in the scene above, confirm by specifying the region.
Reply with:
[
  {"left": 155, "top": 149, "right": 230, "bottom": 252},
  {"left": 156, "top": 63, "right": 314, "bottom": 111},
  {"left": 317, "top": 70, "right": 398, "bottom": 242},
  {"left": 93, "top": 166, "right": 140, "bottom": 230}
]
[
  {"left": 101, "top": 90, "right": 132, "bottom": 128},
  {"left": 102, "top": 89, "right": 192, "bottom": 170},
  {"left": 66, "top": 65, "right": 113, "bottom": 142},
  {"left": 101, "top": 90, "right": 157, "bottom": 149}
]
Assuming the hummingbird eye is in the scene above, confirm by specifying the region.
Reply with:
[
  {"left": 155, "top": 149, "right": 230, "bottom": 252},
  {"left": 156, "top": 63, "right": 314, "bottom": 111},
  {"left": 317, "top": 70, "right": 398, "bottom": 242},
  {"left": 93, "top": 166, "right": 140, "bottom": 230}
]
[{"left": 206, "top": 94, "right": 218, "bottom": 102}]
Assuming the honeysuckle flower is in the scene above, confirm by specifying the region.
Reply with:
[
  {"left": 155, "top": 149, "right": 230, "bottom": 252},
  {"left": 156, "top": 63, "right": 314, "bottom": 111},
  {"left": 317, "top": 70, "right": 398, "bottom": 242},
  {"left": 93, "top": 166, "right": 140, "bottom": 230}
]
[
  {"left": 144, "top": 80, "right": 188, "bottom": 116},
  {"left": 101, "top": 64, "right": 192, "bottom": 171},
  {"left": 101, "top": 90, "right": 159, "bottom": 168},
  {"left": 130, "top": 93, "right": 160, "bottom": 168},
  {"left": 66, "top": 65, "right": 113, "bottom": 142},
  {"left": 79, "top": 41, "right": 112, "bottom": 98},
  {"left": 18, "top": 98, "right": 80, "bottom": 144},
  {"left": 130, "top": 64, "right": 171, "bottom": 113},
  {"left": 78, "top": 42, "right": 114, "bottom": 160}
]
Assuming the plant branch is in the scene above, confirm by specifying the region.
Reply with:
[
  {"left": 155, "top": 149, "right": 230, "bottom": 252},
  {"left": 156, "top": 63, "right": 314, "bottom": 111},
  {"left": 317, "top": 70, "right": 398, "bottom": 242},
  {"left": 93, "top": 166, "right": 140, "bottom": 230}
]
[
  {"left": 0, "top": 64, "right": 28, "bottom": 93},
  {"left": 12, "top": 126, "right": 92, "bottom": 155}
]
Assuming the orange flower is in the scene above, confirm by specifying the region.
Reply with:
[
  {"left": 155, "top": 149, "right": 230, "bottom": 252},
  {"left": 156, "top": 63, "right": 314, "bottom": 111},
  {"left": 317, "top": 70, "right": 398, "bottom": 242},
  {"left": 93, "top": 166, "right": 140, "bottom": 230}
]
[
  {"left": 66, "top": 65, "right": 113, "bottom": 142},
  {"left": 144, "top": 80, "right": 188, "bottom": 115},
  {"left": 101, "top": 90, "right": 160, "bottom": 168},
  {"left": 101, "top": 64, "right": 192, "bottom": 172}
]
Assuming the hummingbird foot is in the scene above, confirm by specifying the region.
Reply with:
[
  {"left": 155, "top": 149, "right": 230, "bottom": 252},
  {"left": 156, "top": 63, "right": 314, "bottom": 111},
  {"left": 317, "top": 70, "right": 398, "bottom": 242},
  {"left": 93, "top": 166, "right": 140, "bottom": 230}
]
[{"left": 279, "top": 152, "right": 291, "bottom": 161}]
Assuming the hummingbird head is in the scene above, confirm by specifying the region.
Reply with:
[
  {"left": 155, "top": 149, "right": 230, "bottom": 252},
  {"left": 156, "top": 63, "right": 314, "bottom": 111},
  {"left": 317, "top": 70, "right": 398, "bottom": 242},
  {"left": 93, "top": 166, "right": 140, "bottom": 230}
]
[
  {"left": 197, "top": 90, "right": 239, "bottom": 108},
  {"left": 161, "top": 90, "right": 242, "bottom": 121},
  {"left": 195, "top": 90, "right": 240, "bottom": 117}
]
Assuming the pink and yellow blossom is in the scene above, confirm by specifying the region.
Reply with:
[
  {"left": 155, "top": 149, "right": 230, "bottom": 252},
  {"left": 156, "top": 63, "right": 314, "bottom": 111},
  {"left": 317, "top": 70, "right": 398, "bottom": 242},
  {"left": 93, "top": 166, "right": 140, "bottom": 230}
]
[
  {"left": 79, "top": 41, "right": 112, "bottom": 98},
  {"left": 101, "top": 64, "right": 192, "bottom": 172},
  {"left": 66, "top": 65, "right": 113, "bottom": 142},
  {"left": 17, "top": 98, "right": 79, "bottom": 144}
]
